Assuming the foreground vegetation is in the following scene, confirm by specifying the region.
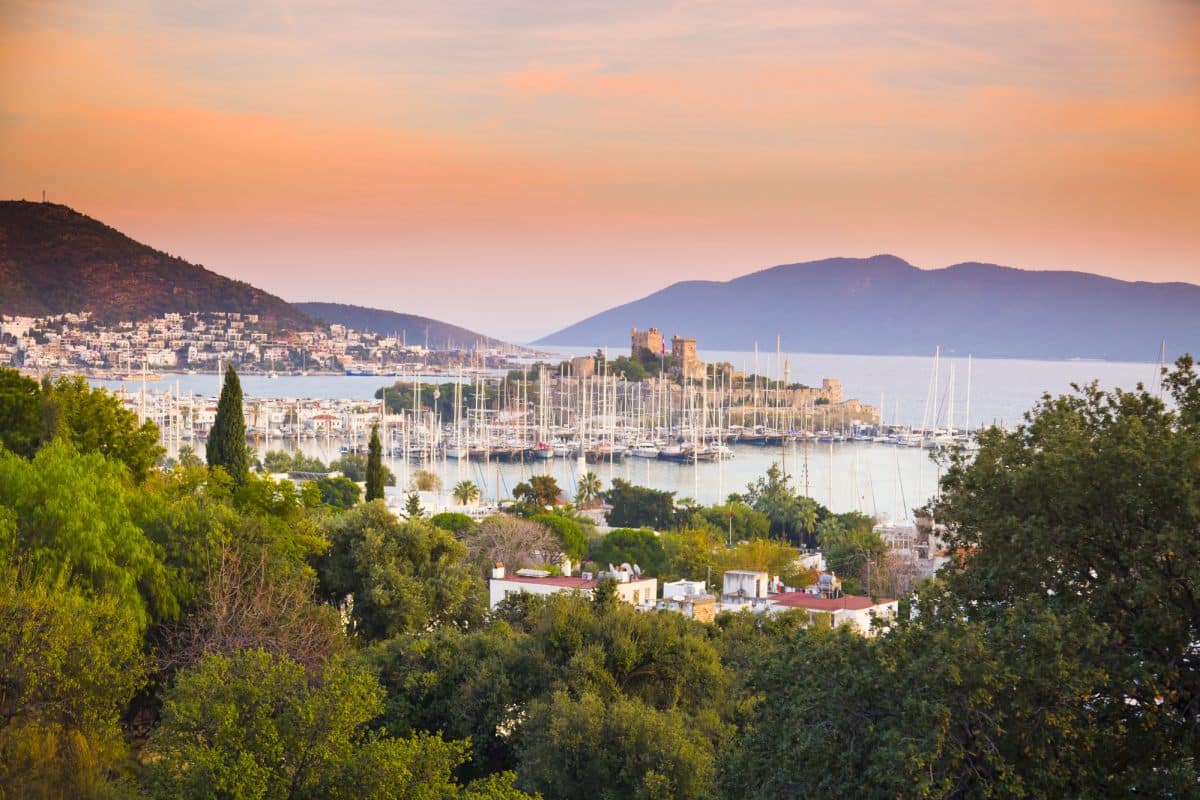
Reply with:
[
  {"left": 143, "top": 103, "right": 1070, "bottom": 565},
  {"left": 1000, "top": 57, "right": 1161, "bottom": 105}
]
[{"left": 0, "top": 359, "right": 1197, "bottom": 798}]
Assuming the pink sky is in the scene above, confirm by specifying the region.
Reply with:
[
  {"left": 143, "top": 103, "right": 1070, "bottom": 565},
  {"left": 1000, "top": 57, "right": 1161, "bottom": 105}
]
[{"left": 1, "top": 0, "right": 1198, "bottom": 341}]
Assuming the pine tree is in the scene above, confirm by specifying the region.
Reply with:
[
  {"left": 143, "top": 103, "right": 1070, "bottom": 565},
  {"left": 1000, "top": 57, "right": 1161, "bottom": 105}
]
[
  {"left": 207, "top": 364, "right": 249, "bottom": 485},
  {"left": 403, "top": 491, "right": 424, "bottom": 519},
  {"left": 365, "top": 424, "right": 384, "bottom": 501}
]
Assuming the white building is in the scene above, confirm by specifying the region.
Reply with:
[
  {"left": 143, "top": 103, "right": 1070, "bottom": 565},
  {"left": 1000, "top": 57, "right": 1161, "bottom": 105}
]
[
  {"left": 765, "top": 592, "right": 899, "bottom": 635},
  {"left": 715, "top": 570, "right": 897, "bottom": 635},
  {"left": 488, "top": 563, "right": 657, "bottom": 610}
]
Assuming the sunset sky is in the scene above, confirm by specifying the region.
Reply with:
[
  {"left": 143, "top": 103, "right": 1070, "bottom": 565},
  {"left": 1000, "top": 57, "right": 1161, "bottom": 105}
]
[{"left": 2, "top": 0, "right": 1198, "bottom": 341}]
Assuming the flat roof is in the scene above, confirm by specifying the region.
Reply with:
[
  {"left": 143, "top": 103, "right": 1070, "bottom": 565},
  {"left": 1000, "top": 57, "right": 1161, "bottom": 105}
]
[
  {"left": 768, "top": 593, "right": 895, "bottom": 612},
  {"left": 493, "top": 575, "right": 657, "bottom": 589},
  {"left": 495, "top": 575, "right": 597, "bottom": 589}
]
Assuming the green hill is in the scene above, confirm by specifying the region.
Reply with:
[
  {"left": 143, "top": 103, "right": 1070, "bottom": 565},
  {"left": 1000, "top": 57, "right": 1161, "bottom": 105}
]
[{"left": 0, "top": 201, "right": 313, "bottom": 327}]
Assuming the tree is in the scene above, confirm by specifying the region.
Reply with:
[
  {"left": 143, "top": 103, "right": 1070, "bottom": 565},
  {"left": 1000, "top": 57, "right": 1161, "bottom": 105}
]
[
  {"left": 743, "top": 463, "right": 821, "bottom": 545},
  {"left": 0, "top": 568, "right": 147, "bottom": 800},
  {"left": 588, "top": 528, "right": 666, "bottom": 576},
  {"left": 517, "top": 690, "right": 717, "bottom": 800},
  {"left": 316, "top": 503, "right": 485, "bottom": 639},
  {"left": 411, "top": 469, "right": 442, "bottom": 493},
  {"left": 721, "top": 606, "right": 1114, "bottom": 799},
  {"left": 0, "top": 440, "right": 174, "bottom": 628},
  {"left": 604, "top": 478, "right": 677, "bottom": 529},
  {"left": 513, "top": 475, "right": 561, "bottom": 509},
  {"left": 453, "top": 480, "right": 481, "bottom": 506},
  {"left": 403, "top": 491, "right": 424, "bottom": 519},
  {"left": 817, "top": 513, "right": 886, "bottom": 595},
  {"left": 531, "top": 514, "right": 587, "bottom": 562},
  {"left": 699, "top": 502, "right": 770, "bottom": 543},
  {"left": 316, "top": 475, "right": 361, "bottom": 509},
  {"left": 714, "top": 538, "right": 814, "bottom": 588},
  {"left": 924, "top": 357, "right": 1200, "bottom": 792},
  {"left": 331, "top": 453, "right": 395, "bottom": 486},
  {"left": 207, "top": 364, "right": 249, "bottom": 486},
  {"left": 0, "top": 368, "right": 44, "bottom": 457},
  {"left": 574, "top": 471, "right": 602, "bottom": 508},
  {"left": 41, "top": 375, "right": 164, "bottom": 481},
  {"left": 176, "top": 444, "right": 203, "bottom": 468},
  {"left": 466, "top": 516, "right": 563, "bottom": 573},
  {"left": 160, "top": 546, "right": 346, "bottom": 676},
  {"left": 144, "top": 649, "right": 524, "bottom": 800},
  {"left": 365, "top": 425, "right": 384, "bottom": 501},
  {"left": 431, "top": 512, "right": 476, "bottom": 535}
]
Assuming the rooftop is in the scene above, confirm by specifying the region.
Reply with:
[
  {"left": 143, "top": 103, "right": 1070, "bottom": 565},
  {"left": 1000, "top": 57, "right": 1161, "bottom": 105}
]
[
  {"left": 493, "top": 575, "right": 598, "bottom": 589},
  {"left": 768, "top": 592, "right": 895, "bottom": 612}
]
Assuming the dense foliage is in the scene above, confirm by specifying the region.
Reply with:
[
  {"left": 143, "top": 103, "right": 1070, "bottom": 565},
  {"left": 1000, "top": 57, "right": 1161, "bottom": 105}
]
[{"left": 1, "top": 360, "right": 1197, "bottom": 797}]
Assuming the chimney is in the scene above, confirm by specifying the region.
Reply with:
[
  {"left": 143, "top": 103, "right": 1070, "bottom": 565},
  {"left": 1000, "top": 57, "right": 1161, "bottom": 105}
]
[{"left": 492, "top": 562, "right": 505, "bottom": 580}]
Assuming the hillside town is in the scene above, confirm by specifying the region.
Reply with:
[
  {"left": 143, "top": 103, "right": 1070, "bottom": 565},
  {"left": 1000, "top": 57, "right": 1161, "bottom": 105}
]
[{"left": 0, "top": 311, "right": 519, "bottom": 376}]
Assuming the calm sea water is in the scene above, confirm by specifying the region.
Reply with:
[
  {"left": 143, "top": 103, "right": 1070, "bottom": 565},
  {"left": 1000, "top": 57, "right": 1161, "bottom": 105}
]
[{"left": 93, "top": 350, "right": 1163, "bottom": 520}]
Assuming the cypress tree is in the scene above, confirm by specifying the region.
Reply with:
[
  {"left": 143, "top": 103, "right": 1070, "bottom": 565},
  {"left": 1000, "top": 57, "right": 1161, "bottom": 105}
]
[
  {"left": 365, "top": 424, "right": 384, "bottom": 501},
  {"left": 207, "top": 364, "right": 249, "bottom": 485}
]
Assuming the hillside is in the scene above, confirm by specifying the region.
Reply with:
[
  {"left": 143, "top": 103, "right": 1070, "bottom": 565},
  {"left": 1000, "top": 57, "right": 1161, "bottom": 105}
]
[
  {"left": 294, "top": 302, "right": 509, "bottom": 349},
  {"left": 0, "top": 201, "right": 313, "bottom": 327},
  {"left": 535, "top": 255, "right": 1200, "bottom": 361}
]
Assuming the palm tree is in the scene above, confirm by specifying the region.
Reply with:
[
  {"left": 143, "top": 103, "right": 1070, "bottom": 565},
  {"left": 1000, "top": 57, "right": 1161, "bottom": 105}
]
[
  {"left": 575, "top": 471, "right": 602, "bottom": 508},
  {"left": 453, "top": 479, "right": 481, "bottom": 506}
]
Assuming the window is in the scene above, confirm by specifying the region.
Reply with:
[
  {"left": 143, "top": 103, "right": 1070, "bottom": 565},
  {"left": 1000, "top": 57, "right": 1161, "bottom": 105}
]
[{"left": 633, "top": 590, "right": 640, "bottom": 604}]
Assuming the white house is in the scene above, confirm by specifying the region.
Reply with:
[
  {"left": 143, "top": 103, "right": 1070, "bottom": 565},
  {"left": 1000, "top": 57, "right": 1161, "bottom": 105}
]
[
  {"left": 765, "top": 591, "right": 899, "bottom": 635},
  {"left": 488, "top": 563, "right": 657, "bottom": 610}
]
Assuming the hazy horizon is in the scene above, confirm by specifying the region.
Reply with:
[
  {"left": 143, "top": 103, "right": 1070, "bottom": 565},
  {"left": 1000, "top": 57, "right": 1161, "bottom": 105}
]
[{"left": 2, "top": 0, "right": 1198, "bottom": 340}]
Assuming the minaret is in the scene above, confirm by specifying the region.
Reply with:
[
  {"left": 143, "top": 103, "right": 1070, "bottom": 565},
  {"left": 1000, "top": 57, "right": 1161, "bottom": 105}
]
[{"left": 783, "top": 358, "right": 790, "bottom": 386}]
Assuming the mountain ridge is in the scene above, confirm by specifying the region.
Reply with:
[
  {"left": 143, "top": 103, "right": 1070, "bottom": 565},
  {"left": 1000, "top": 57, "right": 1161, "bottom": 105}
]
[
  {"left": 293, "top": 302, "right": 510, "bottom": 349},
  {"left": 534, "top": 255, "right": 1200, "bottom": 361},
  {"left": 0, "top": 201, "right": 313, "bottom": 327}
]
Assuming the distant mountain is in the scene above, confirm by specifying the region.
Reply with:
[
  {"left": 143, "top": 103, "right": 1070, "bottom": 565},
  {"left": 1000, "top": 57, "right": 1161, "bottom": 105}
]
[
  {"left": 294, "top": 302, "right": 509, "bottom": 349},
  {"left": 0, "top": 201, "right": 312, "bottom": 327},
  {"left": 535, "top": 255, "right": 1200, "bottom": 361}
]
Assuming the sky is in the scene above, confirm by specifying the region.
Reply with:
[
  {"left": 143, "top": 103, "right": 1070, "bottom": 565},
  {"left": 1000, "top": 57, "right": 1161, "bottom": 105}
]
[{"left": 1, "top": 0, "right": 1198, "bottom": 342}]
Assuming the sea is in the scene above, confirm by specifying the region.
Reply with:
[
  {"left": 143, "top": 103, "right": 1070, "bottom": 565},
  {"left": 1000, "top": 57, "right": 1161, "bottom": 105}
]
[{"left": 92, "top": 349, "right": 1165, "bottom": 521}]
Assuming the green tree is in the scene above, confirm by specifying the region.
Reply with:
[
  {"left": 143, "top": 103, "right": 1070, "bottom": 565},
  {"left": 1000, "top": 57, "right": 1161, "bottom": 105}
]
[
  {"left": 589, "top": 528, "right": 666, "bottom": 576},
  {"left": 660, "top": 527, "right": 718, "bottom": 583},
  {"left": 316, "top": 475, "right": 362, "bottom": 510},
  {"left": 331, "top": 453, "right": 395, "bottom": 485},
  {"left": 176, "top": 444, "right": 203, "bottom": 468},
  {"left": 721, "top": 604, "right": 1113, "bottom": 799},
  {"left": 574, "top": 471, "right": 602, "bottom": 508},
  {"left": 0, "top": 568, "right": 147, "bottom": 800},
  {"left": 431, "top": 511, "right": 477, "bottom": 535},
  {"left": 41, "top": 375, "right": 164, "bottom": 481},
  {"left": 403, "top": 491, "right": 424, "bottom": 520},
  {"left": 512, "top": 475, "right": 561, "bottom": 509},
  {"left": 743, "top": 463, "right": 821, "bottom": 545},
  {"left": 0, "top": 440, "right": 174, "bottom": 627},
  {"left": 517, "top": 690, "right": 717, "bottom": 800},
  {"left": 925, "top": 357, "right": 1200, "bottom": 792},
  {"left": 365, "top": 425, "right": 384, "bottom": 501},
  {"left": 699, "top": 502, "right": 770, "bottom": 543},
  {"left": 316, "top": 503, "right": 485, "bottom": 639},
  {"left": 145, "top": 649, "right": 521, "bottom": 800},
  {"left": 817, "top": 513, "right": 885, "bottom": 595},
  {"left": 531, "top": 514, "right": 587, "bottom": 562},
  {"left": 453, "top": 480, "right": 481, "bottom": 506},
  {"left": 0, "top": 368, "right": 44, "bottom": 457},
  {"left": 604, "top": 478, "right": 677, "bottom": 529},
  {"left": 207, "top": 365, "right": 249, "bottom": 486}
]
